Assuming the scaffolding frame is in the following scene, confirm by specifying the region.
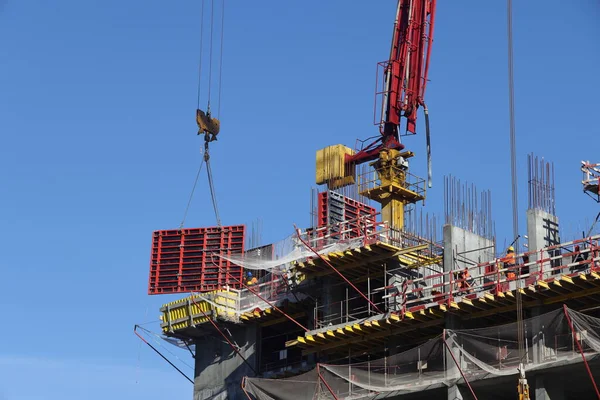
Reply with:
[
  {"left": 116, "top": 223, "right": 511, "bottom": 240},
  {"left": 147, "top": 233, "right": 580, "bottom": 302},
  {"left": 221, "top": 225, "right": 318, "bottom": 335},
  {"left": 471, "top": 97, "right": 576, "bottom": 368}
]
[{"left": 582, "top": 161, "right": 600, "bottom": 203}]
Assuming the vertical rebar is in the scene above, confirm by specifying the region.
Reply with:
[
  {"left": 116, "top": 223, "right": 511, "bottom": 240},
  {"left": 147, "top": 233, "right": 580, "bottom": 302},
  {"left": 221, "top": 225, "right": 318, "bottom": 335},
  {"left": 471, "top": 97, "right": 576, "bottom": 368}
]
[
  {"left": 443, "top": 175, "right": 493, "bottom": 239},
  {"left": 527, "top": 153, "right": 556, "bottom": 215}
]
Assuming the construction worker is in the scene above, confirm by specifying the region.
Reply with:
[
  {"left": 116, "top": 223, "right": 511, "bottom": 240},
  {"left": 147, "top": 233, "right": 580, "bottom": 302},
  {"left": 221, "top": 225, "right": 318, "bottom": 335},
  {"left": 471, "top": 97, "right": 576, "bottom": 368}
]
[
  {"left": 571, "top": 245, "right": 588, "bottom": 273},
  {"left": 246, "top": 271, "right": 258, "bottom": 286},
  {"left": 458, "top": 268, "right": 474, "bottom": 294},
  {"left": 501, "top": 246, "right": 517, "bottom": 280}
]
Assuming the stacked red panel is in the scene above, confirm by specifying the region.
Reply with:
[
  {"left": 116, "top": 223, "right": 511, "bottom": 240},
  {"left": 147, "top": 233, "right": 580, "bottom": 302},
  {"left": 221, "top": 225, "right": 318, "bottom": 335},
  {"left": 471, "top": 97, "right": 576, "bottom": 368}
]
[
  {"left": 148, "top": 225, "right": 245, "bottom": 295},
  {"left": 316, "top": 191, "right": 329, "bottom": 227},
  {"left": 317, "top": 191, "right": 377, "bottom": 239}
]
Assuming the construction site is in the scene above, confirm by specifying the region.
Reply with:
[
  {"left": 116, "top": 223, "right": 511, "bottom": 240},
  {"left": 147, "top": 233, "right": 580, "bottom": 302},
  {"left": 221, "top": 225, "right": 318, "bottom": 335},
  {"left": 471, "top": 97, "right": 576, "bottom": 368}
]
[{"left": 133, "top": 1, "right": 600, "bottom": 399}]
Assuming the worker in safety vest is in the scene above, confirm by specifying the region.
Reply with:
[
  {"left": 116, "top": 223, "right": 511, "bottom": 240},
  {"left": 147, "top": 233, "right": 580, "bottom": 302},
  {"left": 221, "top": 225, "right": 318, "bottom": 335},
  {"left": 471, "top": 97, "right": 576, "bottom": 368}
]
[
  {"left": 246, "top": 271, "right": 258, "bottom": 286},
  {"left": 501, "top": 246, "right": 516, "bottom": 280},
  {"left": 458, "top": 268, "right": 474, "bottom": 293}
]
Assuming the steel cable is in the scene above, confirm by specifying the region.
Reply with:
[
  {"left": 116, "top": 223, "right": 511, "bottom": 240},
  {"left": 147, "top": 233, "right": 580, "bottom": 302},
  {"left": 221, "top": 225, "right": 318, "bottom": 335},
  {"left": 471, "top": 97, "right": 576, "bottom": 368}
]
[
  {"left": 206, "top": 156, "right": 221, "bottom": 226},
  {"left": 196, "top": 0, "right": 206, "bottom": 109},
  {"left": 507, "top": 0, "right": 525, "bottom": 363},
  {"left": 217, "top": 0, "right": 225, "bottom": 119},
  {"left": 180, "top": 156, "right": 206, "bottom": 228}
]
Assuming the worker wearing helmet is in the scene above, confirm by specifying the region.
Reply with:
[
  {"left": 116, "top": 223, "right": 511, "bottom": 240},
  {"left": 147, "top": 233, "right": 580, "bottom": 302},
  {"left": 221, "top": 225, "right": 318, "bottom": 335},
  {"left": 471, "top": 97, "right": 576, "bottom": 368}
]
[
  {"left": 458, "top": 267, "right": 474, "bottom": 294},
  {"left": 502, "top": 246, "right": 516, "bottom": 280},
  {"left": 246, "top": 271, "right": 258, "bottom": 286}
]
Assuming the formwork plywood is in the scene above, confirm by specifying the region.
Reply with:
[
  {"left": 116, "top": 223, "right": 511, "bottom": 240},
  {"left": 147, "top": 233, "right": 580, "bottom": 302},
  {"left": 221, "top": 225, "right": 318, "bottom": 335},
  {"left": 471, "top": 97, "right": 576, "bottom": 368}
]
[{"left": 148, "top": 225, "right": 245, "bottom": 295}]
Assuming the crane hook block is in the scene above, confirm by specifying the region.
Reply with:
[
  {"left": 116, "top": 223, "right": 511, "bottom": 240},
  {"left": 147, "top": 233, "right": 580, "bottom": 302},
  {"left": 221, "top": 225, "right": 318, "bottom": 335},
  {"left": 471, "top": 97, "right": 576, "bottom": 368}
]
[{"left": 196, "top": 109, "right": 220, "bottom": 142}]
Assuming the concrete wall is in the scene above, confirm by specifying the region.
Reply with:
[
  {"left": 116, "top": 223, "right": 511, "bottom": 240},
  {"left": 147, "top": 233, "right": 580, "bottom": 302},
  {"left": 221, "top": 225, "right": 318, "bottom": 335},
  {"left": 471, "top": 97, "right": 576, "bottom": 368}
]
[{"left": 193, "top": 324, "right": 258, "bottom": 400}]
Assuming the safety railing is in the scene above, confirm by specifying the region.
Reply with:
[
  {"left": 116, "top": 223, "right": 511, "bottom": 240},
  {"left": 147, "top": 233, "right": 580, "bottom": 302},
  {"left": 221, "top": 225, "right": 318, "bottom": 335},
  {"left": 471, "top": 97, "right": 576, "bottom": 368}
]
[
  {"left": 356, "top": 165, "right": 427, "bottom": 201},
  {"left": 237, "top": 272, "right": 302, "bottom": 314},
  {"left": 304, "top": 212, "right": 387, "bottom": 250},
  {"left": 302, "top": 213, "right": 443, "bottom": 257},
  {"left": 391, "top": 235, "right": 600, "bottom": 315},
  {"left": 310, "top": 235, "right": 600, "bottom": 329},
  {"left": 582, "top": 161, "right": 600, "bottom": 202}
]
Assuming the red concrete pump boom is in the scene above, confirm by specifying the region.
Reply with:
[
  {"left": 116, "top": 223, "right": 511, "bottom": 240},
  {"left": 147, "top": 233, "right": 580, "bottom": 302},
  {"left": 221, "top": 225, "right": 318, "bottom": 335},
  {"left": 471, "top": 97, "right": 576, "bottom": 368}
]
[{"left": 348, "top": 0, "right": 436, "bottom": 169}]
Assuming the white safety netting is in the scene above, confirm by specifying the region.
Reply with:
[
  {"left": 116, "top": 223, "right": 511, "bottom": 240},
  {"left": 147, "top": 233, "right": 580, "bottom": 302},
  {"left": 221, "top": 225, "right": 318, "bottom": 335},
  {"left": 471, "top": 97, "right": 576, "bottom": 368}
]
[
  {"left": 219, "top": 234, "right": 364, "bottom": 274},
  {"left": 244, "top": 307, "right": 600, "bottom": 399}
]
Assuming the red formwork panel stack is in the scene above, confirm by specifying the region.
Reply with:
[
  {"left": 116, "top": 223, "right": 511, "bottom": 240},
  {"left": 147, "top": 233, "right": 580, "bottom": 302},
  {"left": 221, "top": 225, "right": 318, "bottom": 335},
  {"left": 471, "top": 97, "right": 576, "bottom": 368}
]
[
  {"left": 317, "top": 191, "right": 377, "bottom": 239},
  {"left": 148, "top": 225, "right": 245, "bottom": 295}
]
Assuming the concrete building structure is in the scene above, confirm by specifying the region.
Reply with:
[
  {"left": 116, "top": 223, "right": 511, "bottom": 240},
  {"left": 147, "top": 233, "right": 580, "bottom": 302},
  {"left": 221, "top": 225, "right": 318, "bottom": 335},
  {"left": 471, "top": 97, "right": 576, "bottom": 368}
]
[{"left": 151, "top": 158, "right": 600, "bottom": 400}]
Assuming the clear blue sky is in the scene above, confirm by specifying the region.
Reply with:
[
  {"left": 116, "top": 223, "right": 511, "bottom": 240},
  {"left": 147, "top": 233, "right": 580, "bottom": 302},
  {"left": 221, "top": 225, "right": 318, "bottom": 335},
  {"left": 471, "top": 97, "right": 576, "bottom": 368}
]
[{"left": 0, "top": 1, "right": 598, "bottom": 398}]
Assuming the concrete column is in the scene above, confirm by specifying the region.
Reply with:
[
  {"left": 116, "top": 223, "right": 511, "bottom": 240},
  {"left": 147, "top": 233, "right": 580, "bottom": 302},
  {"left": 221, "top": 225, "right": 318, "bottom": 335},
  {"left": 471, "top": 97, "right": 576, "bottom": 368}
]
[
  {"left": 442, "top": 226, "right": 494, "bottom": 400},
  {"left": 535, "top": 375, "right": 565, "bottom": 400},
  {"left": 526, "top": 209, "right": 561, "bottom": 281},
  {"left": 443, "top": 225, "right": 495, "bottom": 295}
]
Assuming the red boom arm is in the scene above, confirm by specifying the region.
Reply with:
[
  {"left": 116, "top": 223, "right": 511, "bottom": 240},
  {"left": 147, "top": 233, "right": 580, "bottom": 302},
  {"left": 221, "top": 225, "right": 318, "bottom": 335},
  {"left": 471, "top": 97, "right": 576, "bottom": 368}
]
[{"left": 348, "top": 0, "right": 436, "bottom": 166}]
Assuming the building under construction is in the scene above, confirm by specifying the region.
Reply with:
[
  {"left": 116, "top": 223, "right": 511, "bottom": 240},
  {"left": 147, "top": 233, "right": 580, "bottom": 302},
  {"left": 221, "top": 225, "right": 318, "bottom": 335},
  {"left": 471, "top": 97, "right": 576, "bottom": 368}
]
[{"left": 135, "top": 1, "right": 600, "bottom": 399}]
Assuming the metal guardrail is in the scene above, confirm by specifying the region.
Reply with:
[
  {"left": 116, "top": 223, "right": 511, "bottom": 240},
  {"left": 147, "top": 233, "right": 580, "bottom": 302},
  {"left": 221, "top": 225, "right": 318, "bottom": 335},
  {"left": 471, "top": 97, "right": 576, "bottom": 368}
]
[
  {"left": 356, "top": 166, "right": 426, "bottom": 200},
  {"left": 311, "top": 235, "right": 600, "bottom": 329}
]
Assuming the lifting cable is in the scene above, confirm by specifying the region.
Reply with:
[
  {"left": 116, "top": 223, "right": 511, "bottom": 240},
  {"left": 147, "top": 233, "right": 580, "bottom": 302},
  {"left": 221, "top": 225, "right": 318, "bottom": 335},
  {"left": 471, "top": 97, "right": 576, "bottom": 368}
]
[
  {"left": 205, "top": 146, "right": 222, "bottom": 226},
  {"left": 184, "top": 0, "right": 225, "bottom": 227},
  {"left": 180, "top": 156, "right": 206, "bottom": 228},
  {"left": 217, "top": 0, "right": 225, "bottom": 119},
  {"left": 133, "top": 325, "right": 194, "bottom": 384},
  {"left": 196, "top": 0, "right": 205, "bottom": 109},
  {"left": 207, "top": 0, "right": 215, "bottom": 111},
  {"left": 507, "top": 0, "right": 525, "bottom": 366}
]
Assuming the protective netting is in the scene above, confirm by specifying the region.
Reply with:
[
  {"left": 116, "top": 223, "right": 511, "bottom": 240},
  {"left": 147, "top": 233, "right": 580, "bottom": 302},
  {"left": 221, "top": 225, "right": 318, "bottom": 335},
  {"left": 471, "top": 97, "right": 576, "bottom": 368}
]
[
  {"left": 220, "top": 235, "right": 364, "bottom": 274},
  {"left": 244, "top": 307, "right": 600, "bottom": 399}
]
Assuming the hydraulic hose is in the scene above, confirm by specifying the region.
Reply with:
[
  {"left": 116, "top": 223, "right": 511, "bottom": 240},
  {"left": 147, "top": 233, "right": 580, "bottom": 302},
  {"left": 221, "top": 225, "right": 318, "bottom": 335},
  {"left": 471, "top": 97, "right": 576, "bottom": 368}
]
[{"left": 423, "top": 102, "right": 432, "bottom": 188}]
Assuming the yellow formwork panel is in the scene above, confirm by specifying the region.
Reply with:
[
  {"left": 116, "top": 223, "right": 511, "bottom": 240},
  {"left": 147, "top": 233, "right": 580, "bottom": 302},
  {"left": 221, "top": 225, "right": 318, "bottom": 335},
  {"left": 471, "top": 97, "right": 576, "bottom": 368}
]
[
  {"left": 160, "top": 289, "right": 240, "bottom": 333},
  {"left": 316, "top": 144, "right": 355, "bottom": 186}
]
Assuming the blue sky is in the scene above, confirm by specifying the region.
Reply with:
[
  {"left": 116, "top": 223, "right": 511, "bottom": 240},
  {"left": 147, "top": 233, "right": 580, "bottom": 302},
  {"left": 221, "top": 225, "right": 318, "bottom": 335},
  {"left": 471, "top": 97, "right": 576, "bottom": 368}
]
[{"left": 0, "top": 0, "right": 598, "bottom": 398}]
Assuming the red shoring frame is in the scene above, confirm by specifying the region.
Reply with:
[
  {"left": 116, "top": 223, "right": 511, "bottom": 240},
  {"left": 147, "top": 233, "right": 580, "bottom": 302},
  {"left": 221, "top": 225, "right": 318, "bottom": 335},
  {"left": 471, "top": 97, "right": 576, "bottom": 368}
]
[{"left": 562, "top": 305, "right": 600, "bottom": 399}]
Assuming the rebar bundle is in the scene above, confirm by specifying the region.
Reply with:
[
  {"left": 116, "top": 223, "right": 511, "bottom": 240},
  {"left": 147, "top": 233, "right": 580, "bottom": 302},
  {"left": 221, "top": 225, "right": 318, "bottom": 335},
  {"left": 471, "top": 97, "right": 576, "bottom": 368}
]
[{"left": 443, "top": 175, "right": 494, "bottom": 240}]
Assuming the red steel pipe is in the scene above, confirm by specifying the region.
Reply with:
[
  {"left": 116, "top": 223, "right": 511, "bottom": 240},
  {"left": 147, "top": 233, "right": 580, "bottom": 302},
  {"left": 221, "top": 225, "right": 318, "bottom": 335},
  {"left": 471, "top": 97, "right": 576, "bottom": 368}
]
[
  {"left": 442, "top": 330, "right": 478, "bottom": 400},
  {"left": 294, "top": 225, "right": 383, "bottom": 314},
  {"left": 563, "top": 305, "right": 600, "bottom": 399},
  {"left": 317, "top": 364, "right": 340, "bottom": 400}
]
